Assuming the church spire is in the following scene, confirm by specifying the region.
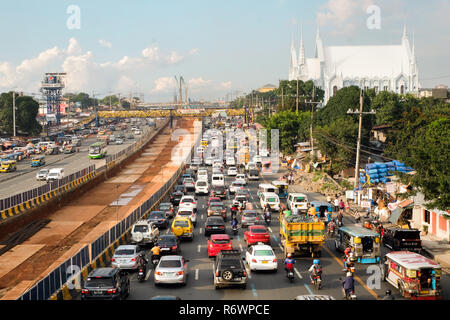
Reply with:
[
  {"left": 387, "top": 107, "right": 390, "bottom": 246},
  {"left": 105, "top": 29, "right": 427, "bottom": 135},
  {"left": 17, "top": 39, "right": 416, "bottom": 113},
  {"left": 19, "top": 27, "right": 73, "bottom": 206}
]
[
  {"left": 298, "top": 24, "right": 305, "bottom": 66},
  {"left": 402, "top": 24, "right": 407, "bottom": 40},
  {"left": 289, "top": 32, "right": 298, "bottom": 81}
]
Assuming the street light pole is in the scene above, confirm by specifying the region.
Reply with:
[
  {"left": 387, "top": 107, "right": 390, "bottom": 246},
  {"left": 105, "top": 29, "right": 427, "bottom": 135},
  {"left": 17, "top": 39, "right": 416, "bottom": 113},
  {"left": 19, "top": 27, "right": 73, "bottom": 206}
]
[
  {"left": 347, "top": 88, "right": 376, "bottom": 189},
  {"left": 12, "top": 91, "right": 16, "bottom": 137},
  {"left": 296, "top": 79, "right": 299, "bottom": 113}
]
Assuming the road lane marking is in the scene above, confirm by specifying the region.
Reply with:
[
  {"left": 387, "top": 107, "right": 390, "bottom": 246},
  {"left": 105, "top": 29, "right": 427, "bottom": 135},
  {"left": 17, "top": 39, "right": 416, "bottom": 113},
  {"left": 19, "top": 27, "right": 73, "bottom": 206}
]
[
  {"left": 304, "top": 283, "right": 314, "bottom": 295},
  {"left": 239, "top": 244, "right": 243, "bottom": 251},
  {"left": 145, "top": 269, "right": 152, "bottom": 281},
  {"left": 321, "top": 245, "right": 379, "bottom": 300},
  {"left": 272, "top": 235, "right": 278, "bottom": 242},
  {"left": 268, "top": 227, "right": 273, "bottom": 233},
  {"left": 250, "top": 283, "right": 257, "bottom": 297},
  {"left": 195, "top": 269, "right": 199, "bottom": 280},
  {"left": 197, "top": 245, "right": 201, "bottom": 253},
  {"left": 199, "top": 228, "right": 203, "bottom": 233},
  {"left": 294, "top": 267, "right": 303, "bottom": 279},
  {"left": 278, "top": 244, "right": 284, "bottom": 251},
  {"left": 201, "top": 214, "right": 204, "bottom": 219},
  {"left": 246, "top": 266, "right": 252, "bottom": 279}
]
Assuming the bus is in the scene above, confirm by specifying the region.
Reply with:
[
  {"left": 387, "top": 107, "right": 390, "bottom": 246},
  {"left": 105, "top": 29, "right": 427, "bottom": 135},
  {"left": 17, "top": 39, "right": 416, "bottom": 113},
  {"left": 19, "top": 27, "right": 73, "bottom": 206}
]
[{"left": 89, "top": 142, "right": 107, "bottom": 159}]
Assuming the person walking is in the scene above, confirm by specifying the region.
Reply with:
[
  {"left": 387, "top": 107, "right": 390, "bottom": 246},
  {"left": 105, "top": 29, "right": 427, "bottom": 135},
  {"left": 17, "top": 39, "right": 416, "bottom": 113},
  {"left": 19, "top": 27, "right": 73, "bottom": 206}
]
[
  {"left": 339, "top": 199, "right": 345, "bottom": 212},
  {"left": 333, "top": 197, "right": 339, "bottom": 213}
]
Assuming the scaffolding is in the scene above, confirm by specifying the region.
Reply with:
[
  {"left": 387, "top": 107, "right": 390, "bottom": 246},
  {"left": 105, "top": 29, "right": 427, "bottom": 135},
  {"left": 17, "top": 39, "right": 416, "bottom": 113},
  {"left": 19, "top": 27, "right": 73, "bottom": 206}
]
[{"left": 40, "top": 73, "right": 66, "bottom": 125}]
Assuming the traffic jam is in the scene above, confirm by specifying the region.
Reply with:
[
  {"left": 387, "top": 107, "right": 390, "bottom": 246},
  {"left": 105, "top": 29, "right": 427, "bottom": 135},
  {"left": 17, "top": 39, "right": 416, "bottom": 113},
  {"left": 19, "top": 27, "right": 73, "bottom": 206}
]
[{"left": 80, "top": 116, "right": 445, "bottom": 301}]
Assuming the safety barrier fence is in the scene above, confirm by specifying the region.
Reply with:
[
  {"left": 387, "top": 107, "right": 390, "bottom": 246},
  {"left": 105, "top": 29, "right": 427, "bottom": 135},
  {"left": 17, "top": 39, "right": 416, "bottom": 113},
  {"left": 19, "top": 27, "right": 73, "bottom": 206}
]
[
  {"left": 17, "top": 120, "right": 201, "bottom": 300},
  {"left": 0, "top": 119, "right": 169, "bottom": 223}
]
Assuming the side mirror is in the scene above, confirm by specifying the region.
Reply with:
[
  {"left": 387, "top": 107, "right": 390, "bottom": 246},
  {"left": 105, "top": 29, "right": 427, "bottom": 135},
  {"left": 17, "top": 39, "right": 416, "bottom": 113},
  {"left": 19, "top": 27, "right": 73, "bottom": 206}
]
[
  {"left": 242, "top": 256, "right": 246, "bottom": 261},
  {"left": 185, "top": 259, "right": 190, "bottom": 263}
]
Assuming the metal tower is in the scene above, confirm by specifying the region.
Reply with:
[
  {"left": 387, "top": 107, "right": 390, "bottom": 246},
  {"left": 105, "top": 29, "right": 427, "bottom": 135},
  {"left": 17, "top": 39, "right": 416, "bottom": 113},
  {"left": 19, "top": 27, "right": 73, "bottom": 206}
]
[{"left": 40, "top": 73, "right": 66, "bottom": 125}]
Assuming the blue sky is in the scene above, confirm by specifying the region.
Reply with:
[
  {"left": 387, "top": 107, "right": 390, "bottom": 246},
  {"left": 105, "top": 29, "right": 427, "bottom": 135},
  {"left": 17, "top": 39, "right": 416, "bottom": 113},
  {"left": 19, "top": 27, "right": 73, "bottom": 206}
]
[{"left": 0, "top": 0, "right": 449, "bottom": 101}]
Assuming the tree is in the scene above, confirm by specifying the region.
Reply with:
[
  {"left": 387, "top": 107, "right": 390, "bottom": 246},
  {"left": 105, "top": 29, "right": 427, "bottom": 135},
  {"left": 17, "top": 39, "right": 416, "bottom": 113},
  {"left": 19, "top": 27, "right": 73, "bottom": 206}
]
[
  {"left": 275, "top": 80, "right": 324, "bottom": 112},
  {"left": 0, "top": 92, "right": 41, "bottom": 135},
  {"left": 101, "top": 95, "right": 119, "bottom": 106},
  {"left": 371, "top": 91, "right": 403, "bottom": 125}
]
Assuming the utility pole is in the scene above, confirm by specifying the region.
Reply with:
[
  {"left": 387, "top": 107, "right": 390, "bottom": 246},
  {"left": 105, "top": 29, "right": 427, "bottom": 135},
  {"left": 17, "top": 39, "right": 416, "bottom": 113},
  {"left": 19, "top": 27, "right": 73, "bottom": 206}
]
[
  {"left": 12, "top": 91, "right": 16, "bottom": 137},
  {"left": 281, "top": 85, "right": 284, "bottom": 109},
  {"left": 296, "top": 79, "right": 299, "bottom": 113},
  {"left": 304, "top": 85, "right": 322, "bottom": 158},
  {"left": 347, "top": 87, "right": 376, "bottom": 189}
]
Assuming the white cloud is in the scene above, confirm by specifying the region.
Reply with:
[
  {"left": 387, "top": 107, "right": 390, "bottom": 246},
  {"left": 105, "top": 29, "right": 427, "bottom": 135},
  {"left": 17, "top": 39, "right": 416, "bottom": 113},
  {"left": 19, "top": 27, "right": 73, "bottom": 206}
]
[
  {"left": 317, "top": 0, "right": 374, "bottom": 35},
  {"left": 152, "top": 77, "right": 177, "bottom": 93},
  {"left": 98, "top": 39, "right": 112, "bottom": 48},
  {"left": 188, "top": 77, "right": 212, "bottom": 88},
  {"left": 188, "top": 48, "right": 199, "bottom": 55},
  {"left": 66, "top": 38, "right": 82, "bottom": 55},
  {"left": 221, "top": 81, "right": 232, "bottom": 89},
  {"left": 141, "top": 46, "right": 161, "bottom": 61}
]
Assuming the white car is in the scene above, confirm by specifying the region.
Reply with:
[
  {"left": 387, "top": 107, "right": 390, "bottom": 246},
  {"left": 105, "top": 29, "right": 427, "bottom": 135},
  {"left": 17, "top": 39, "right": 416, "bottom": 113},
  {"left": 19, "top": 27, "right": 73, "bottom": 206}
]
[
  {"left": 205, "top": 156, "right": 214, "bottom": 166},
  {"left": 287, "top": 193, "right": 309, "bottom": 213},
  {"left": 154, "top": 255, "right": 189, "bottom": 286},
  {"left": 197, "top": 169, "right": 208, "bottom": 181},
  {"left": 229, "top": 181, "right": 245, "bottom": 194},
  {"left": 176, "top": 207, "right": 197, "bottom": 226},
  {"left": 260, "top": 192, "right": 280, "bottom": 212},
  {"left": 130, "top": 220, "right": 159, "bottom": 245},
  {"left": 36, "top": 168, "right": 49, "bottom": 181},
  {"left": 211, "top": 174, "right": 225, "bottom": 187},
  {"left": 245, "top": 244, "right": 278, "bottom": 272},
  {"left": 253, "top": 155, "right": 262, "bottom": 165},
  {"left": 235, "top": 173, "right": 247, "bottom": 185},
  {"left": 179, "top": 195, "right": 198, "bottom": 212},
  {"left": 195, "top": 180, "right": 209, "bottom": 195},
  {"left": 227, "top": 167, "right": 237, "bottom": 176}
]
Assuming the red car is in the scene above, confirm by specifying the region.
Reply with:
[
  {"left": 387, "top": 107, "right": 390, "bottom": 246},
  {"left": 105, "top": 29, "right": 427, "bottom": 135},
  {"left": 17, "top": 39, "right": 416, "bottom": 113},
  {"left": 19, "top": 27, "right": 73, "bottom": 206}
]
[
  {"left": 207, "top": 234, "right": 233, "bottom": 258},
  {"left": 207, "top": 197, "right": 222, "bottom": 207},
  {"left": 244, "top": 225, "right": 271, "bottom": 246}
]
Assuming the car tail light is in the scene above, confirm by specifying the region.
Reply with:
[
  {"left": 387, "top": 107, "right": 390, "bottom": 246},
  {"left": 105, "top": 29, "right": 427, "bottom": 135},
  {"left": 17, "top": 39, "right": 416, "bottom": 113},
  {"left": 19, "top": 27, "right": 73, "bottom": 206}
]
[
  {"left": 193, "top": 202, "right": 196, "bottom": 204},
  {"left": 155, "top": 271, "right": 162, "bottom": 275},
  {"left": 111, "top": 258, "right": 115, "bottom": 262},
  {"left": 219, "top": 226, "right": 224, "bottom": 228},
  {"left": 131, "top": 257, "right": 136, "bottom": 261},
  {"left": 177, "top": 271, "right": 184, "bottom": 275},
  {"left": 107, "top": 289, "right": 117, "bottom": 294},
  {"left": 172, "top": 246, "right": 177, "bottom": 250},
  {"left": 206, "top": 226, "right": 211, "bottom": 229},
  {"left": 189, "top": 228, "right": 192, "bottom": 233},
  {"left": 215, "top": 271, "right": 219, "bottom": 277},
  {"left": 243, "top": 271, "right": 247, "bottom": 277},
  {"left": 228, "top": 244, "right": 232, "bottom": 249},
  {"left": 252, "top": 259, "right": 257, "bottom": 263},
  {"left": 82, "top": 289, "right": 90, "bottom": 294},
  {"left": 273, "top": 258, "right": 277, "bottom": 263}
]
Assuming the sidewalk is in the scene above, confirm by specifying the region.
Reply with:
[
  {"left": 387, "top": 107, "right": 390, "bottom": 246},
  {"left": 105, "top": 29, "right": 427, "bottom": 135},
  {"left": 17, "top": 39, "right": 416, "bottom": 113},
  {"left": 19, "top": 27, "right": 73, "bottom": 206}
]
[{"left": 345, "top": 203, "right": 450, "bottom": 271}]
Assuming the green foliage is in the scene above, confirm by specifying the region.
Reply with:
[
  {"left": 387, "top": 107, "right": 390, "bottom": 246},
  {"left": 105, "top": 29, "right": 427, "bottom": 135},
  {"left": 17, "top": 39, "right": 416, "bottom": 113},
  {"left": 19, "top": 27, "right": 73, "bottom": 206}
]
[
  {"left": 101, "top": 95, "right": 119, "bottom": 106},
  {"left": 275, "top": 80, "right": 324, "bottom": 112},
  {"left": 340, "top": 179, "right": 354, "bottom": 190},
  {"left": 0, "top": 92, "right": 42, "bottom": 135},
  {"left": 64, "top": 92, "right": 98, "bottom": 109}
]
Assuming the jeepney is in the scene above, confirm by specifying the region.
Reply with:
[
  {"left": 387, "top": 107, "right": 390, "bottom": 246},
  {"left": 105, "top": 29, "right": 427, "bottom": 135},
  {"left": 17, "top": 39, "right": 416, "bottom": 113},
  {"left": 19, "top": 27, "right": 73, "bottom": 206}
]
[
  {"left": 0, "top": 160, "right": 17, "bottom": 173},
  {"left": 334, "top": 226, "right": 381, "bottom": 264},
  {"left": 31, "top": 155, "right": 46, "bottom": 167},
  {"left": 383, "top": 251, "right": 442, "bottom": 300}
]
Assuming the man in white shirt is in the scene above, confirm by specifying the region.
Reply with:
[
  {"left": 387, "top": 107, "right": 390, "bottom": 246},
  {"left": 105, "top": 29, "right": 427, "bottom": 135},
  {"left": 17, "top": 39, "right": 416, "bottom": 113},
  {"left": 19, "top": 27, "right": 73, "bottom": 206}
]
[{"left": 334, "top": 198, "right": 339, "bottom": 212}]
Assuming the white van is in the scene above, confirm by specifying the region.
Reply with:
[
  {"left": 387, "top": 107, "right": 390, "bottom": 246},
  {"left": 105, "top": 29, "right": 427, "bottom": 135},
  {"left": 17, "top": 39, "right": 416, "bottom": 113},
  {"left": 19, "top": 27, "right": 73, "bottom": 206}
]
[
  {"left": 287, "top": 193, "right": 309, "bottom": 213},
  {"left": 197, "top": 169, "right": 208, "bottom": 182},
  {"left": 257, "top": 184, "right": 278, "bottom": 198},
  {"left": 211, "top": 174, "right": 225, "bottom": 187},
  {"left": 226, "top": 157, "right": 236, "bottom": 166},
  {"left": 260, "top": 192, "right": 280, "bottom": 212},
  {"left": 195, "top": 180, "right": 209, "bottom": 195},
  {"left": 46, "top": 168, "right": 64, "bottom": 183},
  {"left": 247, "top": 168, "right": 259, "bottom": 180}
]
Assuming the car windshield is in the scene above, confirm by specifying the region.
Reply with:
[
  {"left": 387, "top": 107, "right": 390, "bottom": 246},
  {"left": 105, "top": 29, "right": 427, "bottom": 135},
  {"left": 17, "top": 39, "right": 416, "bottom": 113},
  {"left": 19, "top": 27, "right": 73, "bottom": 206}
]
[
  {"left": 395, "top": 230, "right": 421, "bottom": 239},
  {"left": 133, "top": 225, "right": 148, "bottom": 233},
  {"left": 254, "top": 250, "right": 274, "bottom": 256},
  {"left": 182, "top": 198, "right": 193, "bottom": 203},
  {"left": 295, "top": 197, "right": 306, "bottom": 201},
  {"left": 197, "top": 181, "right": 207, "bottom": 186},
  {"left": 244, "top": 212, "right": 256, "bottom": 218},
  {"left": 174, "top": 220, "right": 189, "bottom": 227},
  {"left": 85, "top": 277, "right": 113, "bottom": 288},
  {"left": 150, "top": 212, "right": 164, "bottom": 219},
  {"left": 213, "top": 187, "right": 225, "bottom": 193},
  {"left": 212, "top": 239, "right": 230, "bottom": 244},
  {"left": 178, "top": 211, "right": 192, "bottom": 216},
  {"left": 159, "top": 260, "right": 182, "bottom": 268},
  {"left": 249, "top": 170, "right": 258, "bottom": 175},
  {"left": 115, "top": 249, "right": 135, "bottom": 255},
  {"left": 210, "top": 205, "right": 223, "bottom": 211},
  {"left": 159, "top": 205, "right": 171, "bottom": 210},
  {"left": 268, "top": 198, "right": 277, "bottom": 202},
  {"left": 207, "top": 218, "right": 223, "bottom": 224},
  {"left": 251, "top": 228, "right": 267, "bottom": 234},
  {"left": 220, "top": 259, "right": 242, "bottom": 269}
]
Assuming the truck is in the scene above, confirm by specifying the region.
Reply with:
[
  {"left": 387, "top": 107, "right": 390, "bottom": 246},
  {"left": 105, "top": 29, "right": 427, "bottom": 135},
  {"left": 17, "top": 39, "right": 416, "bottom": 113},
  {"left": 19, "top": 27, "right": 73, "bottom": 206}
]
[{"left": 279, "top": 215, "right": 325, "bottom": 258}]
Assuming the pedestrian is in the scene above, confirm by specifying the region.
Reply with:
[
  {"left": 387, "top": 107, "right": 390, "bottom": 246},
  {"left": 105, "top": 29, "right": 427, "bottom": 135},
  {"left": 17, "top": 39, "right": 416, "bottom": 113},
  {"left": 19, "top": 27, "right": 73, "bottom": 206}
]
[
  {"left": 334, "top": 197, "right": 339, "bottom": 213},
  {"left": 339, "top": 198, "right": 345, "bottom": 212}
]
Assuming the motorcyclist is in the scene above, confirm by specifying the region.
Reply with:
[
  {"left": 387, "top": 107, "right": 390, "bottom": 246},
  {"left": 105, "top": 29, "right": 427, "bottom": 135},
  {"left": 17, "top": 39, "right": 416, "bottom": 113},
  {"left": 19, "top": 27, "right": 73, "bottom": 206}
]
[
  {"left": 284, "top": 253, "right": 295, "bottom": 274},
  {"left": 342, "top": 272, "right": 355, "bottom": 298},
  {"left": 308, "top": 259, "right": 323, "bottom": 284},
  {"left": 264, "top": 204, "right": 272, "bottom": 221},
  {"left": 137, "top": 252, "right": 148, "bottom": 275},
  {"left": 151, "top": 245, "right": 161, "bottom": 263},
  {"left": 337, "top": 210, "right": 343, "bottom": 226},
  {"left": 382, "top": 290, "right": 395, "bottom": 300},
  {"left": 231, "top": 217, "right": 238, "bottom": 229},
  {"left": 231, "top": 203, "right": 238, "bottom": 219},
  {"left": 327, "top": 219, "right": 336, "bottom": 234},
  {"left": 343, "top": 247, "right": 352, "bottom": 269}
]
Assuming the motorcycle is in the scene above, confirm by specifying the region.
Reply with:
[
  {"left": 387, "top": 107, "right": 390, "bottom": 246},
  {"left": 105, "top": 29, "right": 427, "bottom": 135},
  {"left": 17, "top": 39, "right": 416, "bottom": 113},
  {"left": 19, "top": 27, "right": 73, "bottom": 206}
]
[
  {"left": 264, "top": 213, "right": 271, "bottom": 226},
  {"left": 152, "top": 255, "right": 160, "bottom": 267},
  {"left": 232, "top": 223, "right": 238, "bottom": 235},
  {"left": 286, "top": 267, "right": 295, "bottom": 283},
  {"left": 343, "top": 288, "right": 357, "bottom": 300},
  {"left": 342, "top": 261, "right": 355, "bottom": 274},
  {"left": 312, "top": 274, "right": 322, "bottom": 290},
  {"left": 327, "top": 222, "right": 336, "bottom": 237},
  {"left": 137, "top": 267, "right": 146, "bottom": 282}
]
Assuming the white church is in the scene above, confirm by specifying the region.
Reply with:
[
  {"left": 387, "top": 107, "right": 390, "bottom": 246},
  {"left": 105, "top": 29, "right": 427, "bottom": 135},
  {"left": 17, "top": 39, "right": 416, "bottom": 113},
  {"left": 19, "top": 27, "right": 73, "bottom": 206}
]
[{"left": 289, "top": 26, "right": 420, "bottom": 104}]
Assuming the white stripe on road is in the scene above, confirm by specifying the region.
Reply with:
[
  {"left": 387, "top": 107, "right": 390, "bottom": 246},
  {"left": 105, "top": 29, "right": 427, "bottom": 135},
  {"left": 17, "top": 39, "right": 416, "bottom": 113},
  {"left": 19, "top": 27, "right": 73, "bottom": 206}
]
[
  {"left": 268, "top": 227, "right": 273, "bottom": 233},
  {"left": 278, "top": 244, "right": 284, "bottom": 251},
  {"left": 145, "top": 269, "right": 152, "bottom": 280},
  {"left": 201, "top": 214, "right": 204, "bottom": 219},
  {"left": 195, "top": 269, "right": 199, "bottom": 280},
  {"left": 197, "top": 245, "right": 201, "bottom": 253},
  {"left": 239, "top": 244, "right": 244, "bottom": 251},
  {"left": 246, "top": 266, "right": 252, "bottom": 279},
  {"left": 199, "top": 228, "right": 203, "bottom": 233},
  {"left": 294, "top": 267, "right": 303, "bottom": 279}
]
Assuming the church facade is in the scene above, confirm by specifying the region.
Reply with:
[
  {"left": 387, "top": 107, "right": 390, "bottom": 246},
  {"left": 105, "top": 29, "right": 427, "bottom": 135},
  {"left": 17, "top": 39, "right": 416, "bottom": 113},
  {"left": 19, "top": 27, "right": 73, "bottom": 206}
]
[{"left": 289, "top": 27, "right": 420, "bottom": 104}]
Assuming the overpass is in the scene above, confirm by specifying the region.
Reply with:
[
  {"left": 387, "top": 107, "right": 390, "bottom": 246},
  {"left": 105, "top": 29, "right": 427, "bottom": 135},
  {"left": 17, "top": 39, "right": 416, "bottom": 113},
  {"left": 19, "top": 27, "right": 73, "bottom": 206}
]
[{"left": 97, "top": 108, "right": 245, "bottom": 119}]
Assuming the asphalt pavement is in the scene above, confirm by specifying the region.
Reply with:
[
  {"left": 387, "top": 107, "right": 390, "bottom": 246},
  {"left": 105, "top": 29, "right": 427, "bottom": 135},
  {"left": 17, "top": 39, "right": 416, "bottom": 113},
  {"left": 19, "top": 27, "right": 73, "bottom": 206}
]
[{"left": 89, "top": 163, "right": 450, "bottom": 300}]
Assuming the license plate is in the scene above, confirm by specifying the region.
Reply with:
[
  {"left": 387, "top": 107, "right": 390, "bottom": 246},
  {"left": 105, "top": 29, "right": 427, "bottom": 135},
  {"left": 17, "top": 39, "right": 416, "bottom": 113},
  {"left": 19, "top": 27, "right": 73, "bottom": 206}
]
[
  {"left": 234, "top": 277, "right": 241, "bottom": 281},
  {"left": 94, "top": 290, "right": 103, "bottom": 295},
  {"left": 261, "top": 261, "right": 268, "bottom": 264},
  {"left": 420, "top": 290, "right": 429, "bottom": 294},
  {"left": 213, "top": 226, "right": 218, "bottom": 229},
  {"left": 165, "top": 273, "right": 175, "bottom": 277},
  {"left": 162, "top": 248, "right": 169, "bottom": 251}
]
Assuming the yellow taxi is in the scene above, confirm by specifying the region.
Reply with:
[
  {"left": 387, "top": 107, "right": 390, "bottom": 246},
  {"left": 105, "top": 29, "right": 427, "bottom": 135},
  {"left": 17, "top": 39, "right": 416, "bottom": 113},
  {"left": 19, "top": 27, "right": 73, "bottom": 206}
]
[{"left": 171, "top": 217, "right": 194, "bottom": 241}]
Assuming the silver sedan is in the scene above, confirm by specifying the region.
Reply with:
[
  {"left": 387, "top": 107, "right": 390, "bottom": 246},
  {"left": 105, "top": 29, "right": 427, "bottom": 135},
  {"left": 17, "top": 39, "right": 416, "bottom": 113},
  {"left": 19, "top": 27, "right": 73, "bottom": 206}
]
[{"left": 154, "top": 255, "right": 189, "bottom": 286}]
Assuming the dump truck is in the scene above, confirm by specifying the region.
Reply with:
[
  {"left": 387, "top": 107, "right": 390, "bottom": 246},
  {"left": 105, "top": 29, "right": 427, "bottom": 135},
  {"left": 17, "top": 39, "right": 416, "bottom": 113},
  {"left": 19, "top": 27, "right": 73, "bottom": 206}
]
[{"left": 279, "top": 215, "right": 325, "bottom": 258}]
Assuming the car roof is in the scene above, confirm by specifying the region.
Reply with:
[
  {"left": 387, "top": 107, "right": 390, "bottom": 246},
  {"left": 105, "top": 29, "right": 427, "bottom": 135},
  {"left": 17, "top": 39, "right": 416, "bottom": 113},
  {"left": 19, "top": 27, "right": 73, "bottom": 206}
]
[
  {"left": 159, "top": 234, "right": 177, "bottom": 239},
  {"left": 289, "top": 192, "right": 308, "bottom": 197},
  {"left": 160, "top": 202, "right": 171, "bottom": 206},
  {"left": 174, "top": 217, "right": 191, "bottom": 222},
  {"left": 251, "top": 244, "right": 273, "bottom": 251},
  {"left": 160, "top": 255, "right": 183, "bottom": 261},
  {"left": 116, "top": 245, "right": 137, "bottom": 250},
  {"left": 249, "top": 225, "right": 267, "bottom": 230},
  {"left": 262, "top": 192, "right": 278, "bottom": 197}
]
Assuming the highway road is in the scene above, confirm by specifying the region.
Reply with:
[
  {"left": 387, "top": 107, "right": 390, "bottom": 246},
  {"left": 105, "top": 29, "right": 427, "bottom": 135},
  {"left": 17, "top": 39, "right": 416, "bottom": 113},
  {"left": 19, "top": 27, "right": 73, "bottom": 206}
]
[
  {"left": 78, "top": 163, "right": 450, "bottom": 300},
  {"left": 0, "top": 121, "right": 163, "bottom": 199}
]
